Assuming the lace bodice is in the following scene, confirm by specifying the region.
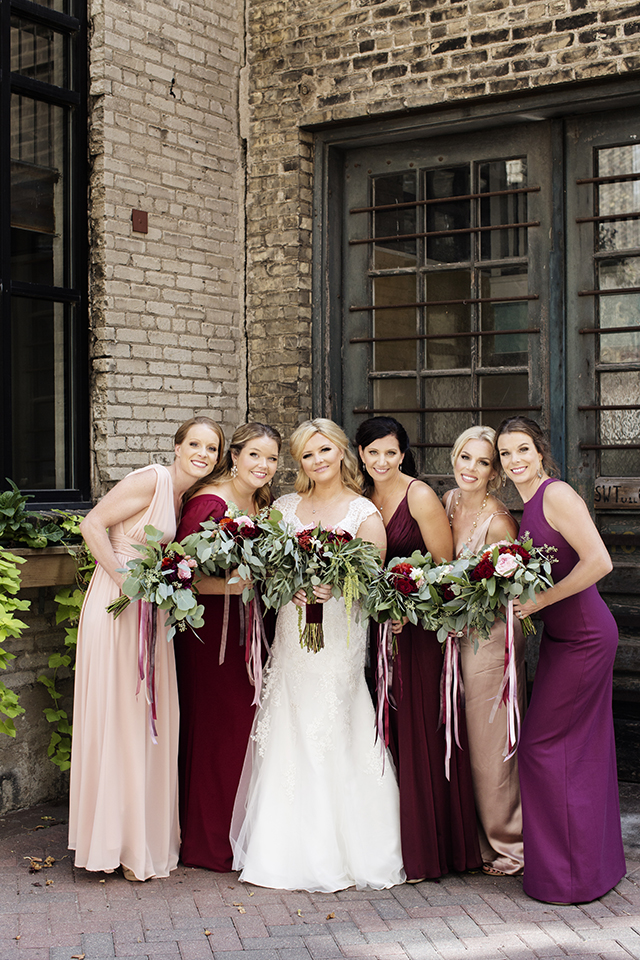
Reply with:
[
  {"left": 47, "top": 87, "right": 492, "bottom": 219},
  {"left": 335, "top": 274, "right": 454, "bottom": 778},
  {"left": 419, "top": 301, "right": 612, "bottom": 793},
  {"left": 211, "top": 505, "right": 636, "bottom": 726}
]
[{"left": 274, "top": 492, "right": 379, "bottom": 538}]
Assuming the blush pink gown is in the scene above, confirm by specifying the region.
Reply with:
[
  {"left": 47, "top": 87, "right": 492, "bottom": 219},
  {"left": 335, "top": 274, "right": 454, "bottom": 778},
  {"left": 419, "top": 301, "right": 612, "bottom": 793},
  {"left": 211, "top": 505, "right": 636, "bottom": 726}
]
[{"left": 69, "top": 464, "right": 180, "bottom": 880}]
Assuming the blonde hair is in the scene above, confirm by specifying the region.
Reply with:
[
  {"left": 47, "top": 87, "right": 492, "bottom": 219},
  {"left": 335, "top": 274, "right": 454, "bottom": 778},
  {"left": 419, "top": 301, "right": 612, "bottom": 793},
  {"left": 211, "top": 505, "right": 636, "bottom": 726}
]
[
  {"left": 450, "top": 425, "right": 501, "bottom": 493},
  {"left": 290, "top": 418, "right": 363, "bottom": 496}
]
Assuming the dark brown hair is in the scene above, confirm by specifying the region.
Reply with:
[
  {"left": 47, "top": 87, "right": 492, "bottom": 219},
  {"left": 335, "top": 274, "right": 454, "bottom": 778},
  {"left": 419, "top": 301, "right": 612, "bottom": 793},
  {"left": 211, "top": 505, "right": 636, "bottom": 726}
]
[
  {"left": 188, "top": 422, "right": 282, "bottom": 510},
  {"left": 494, "top": 416, "right": 558, "bottom": 476}
]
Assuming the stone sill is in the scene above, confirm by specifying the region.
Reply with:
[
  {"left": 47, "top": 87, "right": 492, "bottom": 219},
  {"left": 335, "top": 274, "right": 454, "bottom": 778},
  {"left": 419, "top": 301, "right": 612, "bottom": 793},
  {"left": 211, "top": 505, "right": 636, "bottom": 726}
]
[{"left": 8, "top": 546, "right": 77, "bottom": 589}]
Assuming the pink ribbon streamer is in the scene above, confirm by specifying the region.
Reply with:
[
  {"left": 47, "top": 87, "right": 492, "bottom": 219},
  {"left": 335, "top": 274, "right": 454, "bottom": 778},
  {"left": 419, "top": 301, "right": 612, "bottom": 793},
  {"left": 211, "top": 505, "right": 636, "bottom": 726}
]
[
  {"left": 438, "top": 632, "right": 465, "bottom": 781},
  {"left": 137, "top": 600, "right": 159, "bottom": 744},
  {"left": 488, "top": 598, "right": 521, "bottom": 760},
  {"left": 219, "top": 571, "right": 231, "bottom": 665},
  {"left": 375, "top": 622, "right": 392, "bottom": 755},
  {"left": 245, "top": 591, "right": 270, "bottom": 707}
]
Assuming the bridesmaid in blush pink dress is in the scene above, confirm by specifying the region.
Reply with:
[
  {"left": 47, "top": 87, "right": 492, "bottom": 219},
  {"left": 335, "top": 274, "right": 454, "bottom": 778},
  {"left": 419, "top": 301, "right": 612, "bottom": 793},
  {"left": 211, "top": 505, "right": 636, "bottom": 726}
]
[
  {"left": 444, "top": 426, "right": 525, "bottom": 878},
  {"left": 356, "top": 417, "right": 481, "bottom": 882},
  {"left": 175, "top": 423, "right": 281, "bottom": 872},
  {"left": 496, "top": 417, "right": 625, "bottom": 904},
  {"left": 69, "top": 417, "right": 223, "bottom": 882}
]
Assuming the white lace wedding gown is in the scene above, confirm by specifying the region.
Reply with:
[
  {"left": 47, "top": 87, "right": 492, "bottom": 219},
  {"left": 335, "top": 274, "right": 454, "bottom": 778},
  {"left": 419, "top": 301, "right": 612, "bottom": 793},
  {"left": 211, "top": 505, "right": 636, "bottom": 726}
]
[{"left": 230, "top": 493, "right": 405, "bottom": 892}]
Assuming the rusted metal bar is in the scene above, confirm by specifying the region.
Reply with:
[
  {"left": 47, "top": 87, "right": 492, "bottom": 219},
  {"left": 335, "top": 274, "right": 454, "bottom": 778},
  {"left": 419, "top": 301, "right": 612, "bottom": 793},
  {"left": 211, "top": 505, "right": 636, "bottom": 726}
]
[
  {"left": 579, "top": 325, "right": 640, "bottom": 335},
  {"left": 349, "top": 220, "right": 540, "bottom": 246},
  {"left": 575, "top": 211, "right": 640, "bottom": 225},
  {"left": 576, "top": 173, "right": 640, "bottom": 186},
  {"left": 353, "top": 405, "right": 542, "bottom": 414},
  {"left": 350, "top": 327, "right": 540, "bottom": 343},
  {"left": 578, "top": 286, "right": 640, "bottom": 297},
  {"left": 350, "top": 294, "right": 538, "bottom": 312},
  {"left": 349, "top": 185, "right": 540, "bottom": 215}
]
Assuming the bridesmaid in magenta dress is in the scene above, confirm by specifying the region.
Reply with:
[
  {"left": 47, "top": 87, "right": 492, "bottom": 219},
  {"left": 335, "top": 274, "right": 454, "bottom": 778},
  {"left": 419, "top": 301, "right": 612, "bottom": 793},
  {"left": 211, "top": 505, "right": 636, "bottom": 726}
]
[
  {"left": 175, "top": 423, "right": 281, "bottom": 871},
  {"left": 356, "top": 417, "right": 482, "bottom": 881},
  {"left": 496, "top": 417, "right": 625, "bottom": 904}
]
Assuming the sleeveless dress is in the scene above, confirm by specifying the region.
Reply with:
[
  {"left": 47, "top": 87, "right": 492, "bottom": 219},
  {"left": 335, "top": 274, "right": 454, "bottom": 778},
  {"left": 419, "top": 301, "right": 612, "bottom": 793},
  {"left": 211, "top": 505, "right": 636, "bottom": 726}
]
[
  {"left": 446, "top": 497, "right": 525, "bottom": 875},
  {"left": 385, "top": 484, "right": 481, "bottom": 880},
  {"left": 69, "top": 464, "right": 180, "bottom": 880},
  {"left": 519, "top": 478, "right": 626, "bottom": 903},
  {"left": 230, "top": 493, "right": 405, "bottom": 892},
  {"left": 175, "top": 494, "right": 256, "bottom": 871}
]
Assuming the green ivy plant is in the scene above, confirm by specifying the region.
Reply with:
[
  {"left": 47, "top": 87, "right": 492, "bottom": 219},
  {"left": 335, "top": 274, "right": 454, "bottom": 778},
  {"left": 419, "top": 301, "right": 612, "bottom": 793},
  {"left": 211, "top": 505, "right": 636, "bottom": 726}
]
[
  {"left": 0, "top": 480, "right": 72, "bottom": 548},
  {"left": 38, "top": 518, "right": 95, "bottom": 770},
  {"left": 0, "top": 551, "right": 29, "bottom": 736}
]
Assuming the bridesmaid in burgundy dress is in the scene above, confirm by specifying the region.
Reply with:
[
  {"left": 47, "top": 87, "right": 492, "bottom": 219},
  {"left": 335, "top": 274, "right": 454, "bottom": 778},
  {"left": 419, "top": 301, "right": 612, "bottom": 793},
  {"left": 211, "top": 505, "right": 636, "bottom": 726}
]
[
  {"left": 496, "top": 416, "right": 625, "bottom": 904},
  {"left": 176, "top": 422, "right": 281, "bottom": 871},
  {"left": 356, "top": 417, "right": 482, "bottom": 881}
]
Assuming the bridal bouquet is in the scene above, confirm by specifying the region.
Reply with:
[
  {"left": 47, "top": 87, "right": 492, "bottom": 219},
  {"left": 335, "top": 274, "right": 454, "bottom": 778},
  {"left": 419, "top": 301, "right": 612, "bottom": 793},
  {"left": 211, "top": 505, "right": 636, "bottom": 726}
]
[
  {"left": 261, "top": 524, "right": 382, "bottom": 653},
  {"left": 363, "top": 551, "right": 440, "bottom": 647},
  {"left": 105, "top": 525, "right": 204, "bottom": 742}
]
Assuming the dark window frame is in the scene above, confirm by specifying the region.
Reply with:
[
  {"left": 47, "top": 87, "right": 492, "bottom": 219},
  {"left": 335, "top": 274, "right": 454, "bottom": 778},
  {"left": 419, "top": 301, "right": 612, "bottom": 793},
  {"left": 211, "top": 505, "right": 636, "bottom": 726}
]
[{"left": 0, "top": 0, "right": 88, "bottom": 508}]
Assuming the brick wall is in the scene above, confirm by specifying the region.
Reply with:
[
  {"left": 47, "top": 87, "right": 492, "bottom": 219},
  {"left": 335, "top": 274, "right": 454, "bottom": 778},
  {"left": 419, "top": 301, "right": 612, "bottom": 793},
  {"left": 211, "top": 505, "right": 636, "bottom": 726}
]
[
  {"left": 87, "top": 0, "right": 246, "bottom": 495},
  {"left": 245, "top": 0, "right": 640, "bottom": 441}
]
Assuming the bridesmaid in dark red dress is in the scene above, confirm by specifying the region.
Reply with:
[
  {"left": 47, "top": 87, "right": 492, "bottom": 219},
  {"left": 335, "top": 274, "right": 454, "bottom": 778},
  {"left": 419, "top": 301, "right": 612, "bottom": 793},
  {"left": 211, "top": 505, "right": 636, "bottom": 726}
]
[
  {"left": 176, "top": 423, "right": 281, "bottom": 871},
  {"left": 356, "top": 417, "right": 482, "bottom": 881},
  {"left": 496, "top": 417, "right": 625, "bottom": 904}
]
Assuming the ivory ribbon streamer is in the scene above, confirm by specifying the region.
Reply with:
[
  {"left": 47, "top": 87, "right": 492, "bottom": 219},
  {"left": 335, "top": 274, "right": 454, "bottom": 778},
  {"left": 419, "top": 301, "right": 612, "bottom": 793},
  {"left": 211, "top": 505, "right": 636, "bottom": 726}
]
[
  {"left": 219, "top": 570, "right": 231, "bottom": 665},
  {"left": 438, "top": 632, "right": 465, "bottom": 781},
  {"left": 376, "top": 621, "right": 392, "bottom": 754},
  {"left": 138, "top": 599, "right": 159, "bottom": 744},
  {"left": 488, "top": 597, "right": 521, "bottom": 760}
]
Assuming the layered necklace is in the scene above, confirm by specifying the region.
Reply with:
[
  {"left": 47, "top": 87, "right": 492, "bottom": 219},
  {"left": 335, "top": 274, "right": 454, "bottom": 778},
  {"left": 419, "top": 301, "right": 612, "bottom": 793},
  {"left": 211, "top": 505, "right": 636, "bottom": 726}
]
[{"left": 449, "top": 491, "right": 489, "bottom": 546}]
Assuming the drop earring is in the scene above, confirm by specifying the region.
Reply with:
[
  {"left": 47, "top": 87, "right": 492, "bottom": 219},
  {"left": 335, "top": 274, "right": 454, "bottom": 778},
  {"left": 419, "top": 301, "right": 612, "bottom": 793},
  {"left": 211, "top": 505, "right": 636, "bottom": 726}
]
[
  {"left": 501, "top": 471, "right": 507, "bottom": 487},
  {"left": 231, "top": 463, "right": 238, "bottom": 478}
]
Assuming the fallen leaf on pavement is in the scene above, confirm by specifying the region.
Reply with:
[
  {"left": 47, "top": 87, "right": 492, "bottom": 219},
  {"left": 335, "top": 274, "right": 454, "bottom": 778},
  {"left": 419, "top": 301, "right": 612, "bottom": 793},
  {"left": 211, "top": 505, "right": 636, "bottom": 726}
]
[
  {"left": 204, "top": 929, "right": 212, "bottom": 936},
  {"left": 326, "top": 912, "right": 335, "bottom": 920}
]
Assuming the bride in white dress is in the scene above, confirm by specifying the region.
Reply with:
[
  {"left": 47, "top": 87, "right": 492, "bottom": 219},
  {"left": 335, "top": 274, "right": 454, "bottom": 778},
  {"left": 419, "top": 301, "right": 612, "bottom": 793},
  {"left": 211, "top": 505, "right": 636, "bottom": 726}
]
[{"left": 231, "top": 419, "right": 405, "bottom": 892}]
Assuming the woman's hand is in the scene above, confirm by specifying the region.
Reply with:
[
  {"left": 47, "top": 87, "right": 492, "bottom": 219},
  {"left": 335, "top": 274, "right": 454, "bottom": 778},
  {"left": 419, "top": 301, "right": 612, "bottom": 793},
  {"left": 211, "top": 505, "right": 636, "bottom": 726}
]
[
  {"left": 513, "top": 593, "right": 546, "bottom": 620},
  {"left": 292, "top": 584, "right": 333, "bottom": 607},
  {"left": 390, "top": 617, "right": 408, "bottom": 635},
  {"left": 194, "top": 568, "right": 252, "bottom": 596}
]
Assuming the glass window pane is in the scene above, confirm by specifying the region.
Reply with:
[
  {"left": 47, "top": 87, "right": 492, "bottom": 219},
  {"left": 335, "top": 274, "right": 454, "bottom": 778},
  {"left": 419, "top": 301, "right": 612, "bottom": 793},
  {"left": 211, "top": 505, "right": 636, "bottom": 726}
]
[
  {"left": 373, "top": 275, "right": 417, "bottom": 371},
  {"left": 10, "top": 95, "right": 67, "bottom": 287},
  {"left": 372, "top": 379, "right": 419, "bottom": 447},
  {"left": 597, "top": 144, "right": 640, "bottom": 252},
  {"left": 373, "top": 174, "right": 417, "bottom": 270},
  {"left": 11, "top": 298, "right": 71, "bottom": 489},
  {"left": 423, "top": 376, "right": 472, "bottom": 474},
  {"left": 479, "top": 374, "right": 529, "bottom": 431},
  {"left": 11, "top": 16, "right": 70, "bottom": 88},
  {"left": 424, "top": 270, "right": 471, "bottom": 370},
  {"left": 600, "top": 371, "right": 640, "bottom": 477},
  {"left": 598, "top": 257, "right": 640, "bottom": 362},
  {"left": 479, "top": 158, "right": 528, "bottom": 260},
  {"left": 479, "top": 266, "right": 529, "bottom": 367},
  {"left": 425, "top": 166, "right": 470, "bottom": 264}
]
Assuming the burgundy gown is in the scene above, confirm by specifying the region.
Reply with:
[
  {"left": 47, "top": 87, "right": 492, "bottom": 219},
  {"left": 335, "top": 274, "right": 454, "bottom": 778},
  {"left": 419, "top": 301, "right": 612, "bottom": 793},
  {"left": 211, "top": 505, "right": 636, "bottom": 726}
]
[
  {"left": 175, "top": 494, "right": 256, "bottom": 871},
  {"left": 519, "top": 479, "right": 626, "bottom": 903},
  {"left": 386, "top": 484, "right": 482, "bottom": 880}
]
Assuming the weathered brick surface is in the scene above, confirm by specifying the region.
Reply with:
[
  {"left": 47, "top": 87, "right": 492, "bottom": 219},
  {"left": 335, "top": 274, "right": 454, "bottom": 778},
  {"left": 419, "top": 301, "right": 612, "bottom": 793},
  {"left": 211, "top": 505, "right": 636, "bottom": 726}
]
[
  {"left": 244, "top": 0, "right": 640, "bottom": 437},
  {"left": 87, "top": 0, "right": 246, "bottom": 495}
]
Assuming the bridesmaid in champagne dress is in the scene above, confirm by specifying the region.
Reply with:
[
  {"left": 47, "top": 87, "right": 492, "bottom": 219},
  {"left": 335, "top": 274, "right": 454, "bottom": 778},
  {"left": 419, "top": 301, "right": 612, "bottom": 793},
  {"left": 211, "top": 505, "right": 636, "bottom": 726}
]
[
  {"left": 175, "top": 423, "right": 280, "bottom": 871},
  {"left": 444, "top": 426, "right": 525, "bottom": 877},
  {"left": 356, "top": 417, "right": 482, "bottom": 881},
  {"left": 496, "top": 417, "right": 625, "bottom": 904},
  {"left": 69, "top": 417, "right": 223, "bottom": 881}
]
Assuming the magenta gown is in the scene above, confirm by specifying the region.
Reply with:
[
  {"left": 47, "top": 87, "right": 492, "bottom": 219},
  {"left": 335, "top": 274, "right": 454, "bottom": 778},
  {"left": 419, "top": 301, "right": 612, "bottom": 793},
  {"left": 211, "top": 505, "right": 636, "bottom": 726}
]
[
  {"left": 386, "top": 485, "right": 482, "bottom": 880},
  {"left": 519, "top": 479, "right": 626, "bottom": 903},
  {"left": 175, "top": 494, "right": 256, "bottom": 871}
]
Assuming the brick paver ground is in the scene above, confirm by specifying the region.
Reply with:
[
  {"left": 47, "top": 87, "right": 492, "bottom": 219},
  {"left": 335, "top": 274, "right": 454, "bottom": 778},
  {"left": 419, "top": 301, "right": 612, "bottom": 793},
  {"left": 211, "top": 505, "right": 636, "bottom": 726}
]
[{"left": 1, "top": 788, "right": 638, "bottom": 960}]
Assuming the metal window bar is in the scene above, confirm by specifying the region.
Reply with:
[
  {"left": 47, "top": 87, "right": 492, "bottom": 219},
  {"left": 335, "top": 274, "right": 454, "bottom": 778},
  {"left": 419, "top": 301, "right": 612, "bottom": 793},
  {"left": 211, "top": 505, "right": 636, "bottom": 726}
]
[
  {"left": 349, "top": 220, "right": 539, "bottom": 246},
  {"left": 353, "top": 405, "right": 542, "bottom": 414},
  {"left": 350, "top": 294, "right": 539, "bottom": 312},
  {"left": 580, "top": 443, "right": 640, "bottom": 450},
  {"left": 576, "top": 173, "right": 640, "bottom": 186},
  {"left": 576, "top": 211, "right": 640, "bottom": 225},
  {"left": 578, "top": 404, "right": 640, "bottom": 411},
  {"left": 579, "top": 286, "right": 640, "bottom": 297},
  {"left": 349, "top": 185, "right": 541, "bottom": 215},
  {"left": 579, "top": 325, "right": 640, "bottom": 335},
  {"left": 350, "top": 328, "right": 540, "bottom": 344}
]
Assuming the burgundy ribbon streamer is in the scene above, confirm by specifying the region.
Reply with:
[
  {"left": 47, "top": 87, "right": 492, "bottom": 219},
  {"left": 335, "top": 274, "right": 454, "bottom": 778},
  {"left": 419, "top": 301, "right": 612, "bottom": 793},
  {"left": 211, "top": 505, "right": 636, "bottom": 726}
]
[
  {"left": 375, "top": 622, "right": 393, "bottom": 768},
  {"left": 488, "top": 598, "right": 521, "bottom": 760},
  {"left": 438, "top": 632, "right": 465, "bottom": 781},
  {"left": 137, "top": 599, "right": 159, "bottom": 744},
  {"left": 305, "top": 600, "right": 323, "bottom": 625},
  {"left": 219, "top": 570, "right": 231, "bottom": 665}
]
